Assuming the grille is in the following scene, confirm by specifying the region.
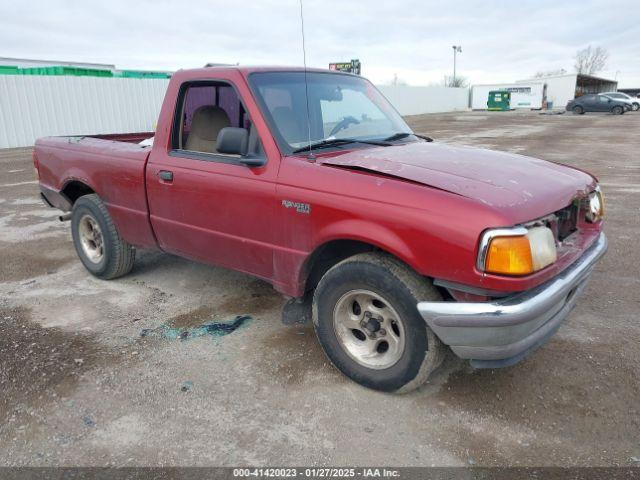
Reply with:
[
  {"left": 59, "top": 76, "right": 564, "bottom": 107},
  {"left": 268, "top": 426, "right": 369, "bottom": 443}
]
[{"left": 552, "top": 202, "right": 579, "bottom": 242}]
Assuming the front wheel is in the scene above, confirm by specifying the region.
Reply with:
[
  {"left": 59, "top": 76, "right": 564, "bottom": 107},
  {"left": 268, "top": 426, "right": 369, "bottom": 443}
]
[
  {"left": 612, "top": 105, "right": 624, "bottom": 115},
  {"left": 312, "top": 253, "right": 445, "bottom": 393},
  {"left": 572, "top": 105, "right": 584, "bottom": 115},
  {"left": 632, "top": 103, "right": 639, "bottom": 111},
  {"left": 71, "top": 194, "right": 135, "bottom": 279}
]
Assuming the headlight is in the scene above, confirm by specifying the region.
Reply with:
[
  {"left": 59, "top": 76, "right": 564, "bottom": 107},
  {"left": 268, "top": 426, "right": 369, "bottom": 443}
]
[
  {"left": 478, "top": 226, "right": 557, "bottom": 276},
  {"left": 586, "top": 186, "right": 605, "bottom": 223}
]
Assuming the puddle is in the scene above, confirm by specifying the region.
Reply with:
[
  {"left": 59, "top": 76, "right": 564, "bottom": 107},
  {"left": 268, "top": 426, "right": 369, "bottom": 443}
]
[{"left": 141, "top": 315, "right": 252, "bottom": 340}]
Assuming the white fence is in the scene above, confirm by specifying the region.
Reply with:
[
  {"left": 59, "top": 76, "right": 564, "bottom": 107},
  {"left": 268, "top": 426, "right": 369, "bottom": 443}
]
[
  {"left": 376, "top": 85, "right": 469, "bottom": 116},
  {"left": 0, "top": 75, "right": 169, "bottom": 148},
  {"left": 0, "top": 76, "right": 470, "bottom": 149}
]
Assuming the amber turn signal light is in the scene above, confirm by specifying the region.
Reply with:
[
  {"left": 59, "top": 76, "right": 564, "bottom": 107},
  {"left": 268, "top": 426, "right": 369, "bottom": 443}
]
[{"left": 485, "top": 235, "right": 534, "bottom": 276}]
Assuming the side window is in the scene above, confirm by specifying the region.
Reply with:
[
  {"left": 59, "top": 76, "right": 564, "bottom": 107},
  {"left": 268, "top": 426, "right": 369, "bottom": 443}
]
[
  {"left": 598, "top": 96, "right": 609, "bottom": 103},
  {"left": 173, "top": 82, "right": 248, "bottom": 155}
]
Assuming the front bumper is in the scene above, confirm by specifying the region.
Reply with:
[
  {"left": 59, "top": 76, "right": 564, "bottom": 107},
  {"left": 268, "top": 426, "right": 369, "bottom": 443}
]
[{"left": 418, "top": 233, "right": 607, "bottom": 368}]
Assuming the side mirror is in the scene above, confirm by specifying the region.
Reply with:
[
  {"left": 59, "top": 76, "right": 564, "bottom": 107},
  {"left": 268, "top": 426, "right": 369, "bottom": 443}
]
[{"left": 217, "top": 127, "right": 248, "bottom": 156}]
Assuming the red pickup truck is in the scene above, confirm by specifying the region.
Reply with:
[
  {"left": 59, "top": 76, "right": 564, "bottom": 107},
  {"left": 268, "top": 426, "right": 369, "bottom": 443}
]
[{"left": 35, "top": 66, "right": 607, "bottom": 392}]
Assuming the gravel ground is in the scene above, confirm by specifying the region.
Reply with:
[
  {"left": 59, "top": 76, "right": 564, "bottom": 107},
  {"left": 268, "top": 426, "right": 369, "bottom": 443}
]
[{"left": 0, "top": 110, "right": 638, "bottom": 467}]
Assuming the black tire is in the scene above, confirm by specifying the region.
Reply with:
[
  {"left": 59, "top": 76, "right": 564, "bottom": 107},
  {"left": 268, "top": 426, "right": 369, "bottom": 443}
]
[
  {"left": 632, "top": 103, "right": 639, "bottom": 111},
  {"left": 612, "top": 105, "right": 624, "bottom": 115},
  {"left": 572, "top": 105, "right": 583, "bottom": 115},
  {"left": 71, "top": 194, "right": 135, "bottom": 279},
  {"left": 312, "top": 252, "right": 445, "bottom": 393}
]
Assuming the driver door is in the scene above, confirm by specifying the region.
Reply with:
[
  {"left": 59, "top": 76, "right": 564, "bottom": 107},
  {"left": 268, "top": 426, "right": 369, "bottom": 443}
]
[{"left": 146, "top": 77, "right": 278, "bottom": 279}]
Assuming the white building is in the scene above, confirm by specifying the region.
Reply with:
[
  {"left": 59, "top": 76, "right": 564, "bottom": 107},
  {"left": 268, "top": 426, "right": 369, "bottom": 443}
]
[
  {"left": 471, "top": 83, "right": 545, "bottom": 110},
  {"left": 0, "top": 55, "right": 472, "bottom": 148},
  {"left": 0, "top": 57, "right": 170, "bottom": 149},
  {"left": 470, "top": 73, "right": 619, "bottom": 111},
  {"left": 516, "top": 73, "right": 618, "bottom": 109}
]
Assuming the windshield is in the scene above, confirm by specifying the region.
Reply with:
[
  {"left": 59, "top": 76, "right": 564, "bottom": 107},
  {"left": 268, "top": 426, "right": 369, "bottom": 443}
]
[{"left": 248, "top": 71, "right": 413, "bottom": 154}]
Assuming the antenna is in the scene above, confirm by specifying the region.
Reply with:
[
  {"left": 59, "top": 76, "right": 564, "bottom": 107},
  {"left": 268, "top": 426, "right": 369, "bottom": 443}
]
[{"left": 298, "top": 0, "right": 315, "bottom": 161}]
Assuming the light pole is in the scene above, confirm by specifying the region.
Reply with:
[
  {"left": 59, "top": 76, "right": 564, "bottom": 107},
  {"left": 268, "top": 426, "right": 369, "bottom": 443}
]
[{"left": 452, "top": 45, "right": 462, "bottom": 85}]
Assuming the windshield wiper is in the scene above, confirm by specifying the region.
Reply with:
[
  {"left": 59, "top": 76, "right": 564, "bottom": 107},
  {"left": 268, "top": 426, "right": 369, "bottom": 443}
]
[
  {"left": 292, "top": 138, "right": 391, "bottom": 154},
  {"left": 384, "top": 132, "right": 433, "bottom": 142}
]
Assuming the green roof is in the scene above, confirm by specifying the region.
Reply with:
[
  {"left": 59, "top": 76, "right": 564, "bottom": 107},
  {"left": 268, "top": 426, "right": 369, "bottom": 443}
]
[
  {"left": 0, "top": 65, "right": 170, "bottom": 79},
  {"left": 0, "top": 65, "right": 20, "bottom": 74},
  {"left": 113, "top": 70, "right": 171, "bottom": 79}
]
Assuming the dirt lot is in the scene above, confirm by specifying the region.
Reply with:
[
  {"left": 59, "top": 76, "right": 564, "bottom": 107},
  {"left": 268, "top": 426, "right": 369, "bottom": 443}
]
[{"left": 1, "top": 110, "right": 638, "bottom": 467}]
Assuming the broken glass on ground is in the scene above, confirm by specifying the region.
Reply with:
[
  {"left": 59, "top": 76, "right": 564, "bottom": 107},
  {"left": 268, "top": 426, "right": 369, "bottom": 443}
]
[{"left": 140, "top": 314, "right": 252, "bottom": 340}]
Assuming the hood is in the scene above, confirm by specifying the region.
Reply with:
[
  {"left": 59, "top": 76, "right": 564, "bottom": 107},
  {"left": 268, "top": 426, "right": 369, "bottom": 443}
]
[{"left": 319, "top": 141, "right": 596, "bottom": 217}]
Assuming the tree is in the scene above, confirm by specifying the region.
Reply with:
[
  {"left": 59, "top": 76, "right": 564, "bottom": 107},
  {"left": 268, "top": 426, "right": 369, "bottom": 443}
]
[
  {"left": 574, "top": 46, "right": 609, "bottom": 75},
  {"left": 389, "top": 73, "right": 407, "bottom": 86},
  {"left": 443, "top": 75, "right": 468, "bottom": 88}
]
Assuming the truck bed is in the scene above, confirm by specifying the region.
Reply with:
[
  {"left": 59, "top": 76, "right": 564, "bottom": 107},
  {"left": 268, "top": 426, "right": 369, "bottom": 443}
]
[
  {"left": 34, "top": 134, "right": 158, "bottom": 249},
  {"left": 90, "top": 132, "right": 155, "bottom": 144}
]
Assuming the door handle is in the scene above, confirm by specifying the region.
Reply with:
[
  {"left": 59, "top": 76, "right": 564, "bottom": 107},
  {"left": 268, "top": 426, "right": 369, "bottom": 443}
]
[{"left": 158, "top": 170, "right": 173, "bottom": 182}]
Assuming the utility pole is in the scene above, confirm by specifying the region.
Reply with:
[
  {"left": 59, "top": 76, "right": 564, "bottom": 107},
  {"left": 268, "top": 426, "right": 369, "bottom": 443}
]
[{"left": 452, "top": 45, "right": 462, "bottom": 85}]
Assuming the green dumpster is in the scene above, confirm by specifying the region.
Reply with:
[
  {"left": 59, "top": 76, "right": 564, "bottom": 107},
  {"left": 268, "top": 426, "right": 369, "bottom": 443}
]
[{"left": 487, "top": 90, "right": 511, "bottom": 111}]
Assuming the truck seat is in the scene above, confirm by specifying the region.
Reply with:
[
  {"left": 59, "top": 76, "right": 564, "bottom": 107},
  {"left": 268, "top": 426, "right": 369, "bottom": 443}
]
[{"left": 186, "top": 106, "right": 231, "bottom": 153}]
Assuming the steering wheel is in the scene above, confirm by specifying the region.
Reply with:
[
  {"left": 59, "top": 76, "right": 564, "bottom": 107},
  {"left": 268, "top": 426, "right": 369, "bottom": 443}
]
[{"left": 329, "top": 116, "right": 360, "bottom": 137}]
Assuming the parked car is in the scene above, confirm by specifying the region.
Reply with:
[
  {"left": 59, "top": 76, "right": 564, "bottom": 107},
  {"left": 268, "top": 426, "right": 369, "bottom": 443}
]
[
  {"left": 567, "top": 94, "right": 629, "bottom": 114},
  {"left": 600, "top": 91, "right": 640, "bottom": 111},
  {"left": 34, "top": 66, "right": 607, "bottom": 392}
]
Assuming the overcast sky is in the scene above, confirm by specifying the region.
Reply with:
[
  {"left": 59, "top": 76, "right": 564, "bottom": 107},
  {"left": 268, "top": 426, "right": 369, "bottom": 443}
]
[{"left": 2, "top": 0, "right": 639, "bottom": 87}]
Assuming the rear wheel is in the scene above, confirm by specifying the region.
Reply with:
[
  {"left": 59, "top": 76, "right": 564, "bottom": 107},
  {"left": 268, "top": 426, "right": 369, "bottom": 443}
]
[
  {"left": 572, "top": 105, "right": 584, "bottom": 115},
  {"left": 312, "top": 252, "right": 445, "bottom": 393},
  {"left": 612, "top": 105, "right": 624, "bottom": 115},
  {"left": 71, "top": 194, "right": 135, "bottom": 279},
  {"left": 632, "top": 102, "right": 639, "bottom": 111}
]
